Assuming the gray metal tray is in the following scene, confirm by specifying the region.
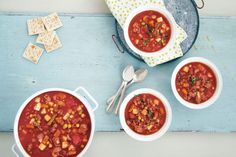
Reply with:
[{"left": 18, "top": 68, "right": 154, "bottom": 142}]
[{"left": 113, "top": 0, "right": 204, "bottom": 62}]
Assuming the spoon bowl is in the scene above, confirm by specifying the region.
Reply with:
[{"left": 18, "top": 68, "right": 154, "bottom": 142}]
[{"left": 107, "top": 68, "right": 148, "bottom": 104}]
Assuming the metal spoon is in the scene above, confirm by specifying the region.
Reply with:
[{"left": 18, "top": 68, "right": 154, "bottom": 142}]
[
  {"left": 106, "top": 65, "right": 134, "bottom": 112},
  {"left": 107, "top": 68, "right": 148, "bottom": 104},
  {"left": 114, "top": 66, "right": 135, "bottom": 115}
]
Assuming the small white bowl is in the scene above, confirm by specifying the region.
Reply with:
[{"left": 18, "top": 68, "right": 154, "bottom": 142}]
[
  {"left": 123, "top": 5, "right": 177, "bottom": 57},
  {"left": 171, "top": 57, "right": 223, "bottom": 109},
  {"left": 119, "top": 88, "right": 172, "bottom": 142}
]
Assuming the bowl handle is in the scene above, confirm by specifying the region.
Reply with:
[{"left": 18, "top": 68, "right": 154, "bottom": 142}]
[
  {"left": 192, "top": 0, "right": 205, "bottom": 9},
  {"left": 74, "top": 87, "right": 99, "bottom": 112},
  {"left": 12, "top": 144, "right": 20, "bottom": 157}
]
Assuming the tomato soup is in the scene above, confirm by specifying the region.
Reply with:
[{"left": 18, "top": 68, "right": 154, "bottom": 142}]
[
  {"left": 125, "top": 93, "right": 166, "bottom": 135},
  {"left": 128, "top": 10, "right": 171, "bottom": 52},
  {"left": 175, "top": 62, "right": 217, "bottom": 104},
  {"left": 18, "top": 91, "right": 91, "bottom": 157}
]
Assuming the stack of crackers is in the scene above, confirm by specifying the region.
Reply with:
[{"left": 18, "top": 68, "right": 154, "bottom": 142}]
[{"left": 23, "top": 13, "right": 63, "bottom": 64}]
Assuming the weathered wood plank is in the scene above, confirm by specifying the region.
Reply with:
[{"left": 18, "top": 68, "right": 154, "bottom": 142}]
[{"left": 0, "top": 13, "right": 236, "bottom": 132}]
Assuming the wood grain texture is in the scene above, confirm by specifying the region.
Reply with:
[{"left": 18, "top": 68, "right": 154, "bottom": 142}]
[{"left": 0, "top": 12, "right": 236, "bottom": 132}]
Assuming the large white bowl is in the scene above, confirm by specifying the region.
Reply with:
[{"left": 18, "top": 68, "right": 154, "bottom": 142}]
[
  {"left": 123, "top": 5, "right": 177, "bottom": 57},
  {"left": 171, "top": 57, "right": 223, "bottom": 109},
  {"left": 119, "top": 88, "right": 172, "bottom": 142},
  {"left": 13, "top": 87, "right": 99, "bottom": 157}
]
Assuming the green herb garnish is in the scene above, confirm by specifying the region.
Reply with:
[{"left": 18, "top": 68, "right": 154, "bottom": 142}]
[
  {"left": 190, "top": 76, "right": 199, "bottom": 85},
  {"left": 147, "top": 109, "right": 154, "bottom": 118}
]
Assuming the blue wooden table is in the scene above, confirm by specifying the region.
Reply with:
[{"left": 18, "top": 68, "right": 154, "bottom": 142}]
[{"left": 0, "top": 12, "right": 236, "bottom": 132}]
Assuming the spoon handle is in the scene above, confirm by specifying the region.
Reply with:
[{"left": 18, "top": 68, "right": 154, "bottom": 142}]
[
  {"left": 115, "top": 82, "right": 128, "bottom": 115},
  {"left": 107, "top": 80, "right": 134, "bottom": 105},
  {"left": 106, "top": 81, "right": 125, "bottom": 112}
]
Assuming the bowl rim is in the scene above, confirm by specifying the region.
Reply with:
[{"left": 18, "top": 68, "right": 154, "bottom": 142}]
[
  {"left": 123, "top": 4, "right": 177, "bottom": 57},
  {"left": 171, "top": 57, "right": 223, "bottom": 109},
  {"left": 119, "top": 88, "right": 172, "bottom": 142},
  {"left": 13, "top": 88, "right": 95, "bottom": 157}
]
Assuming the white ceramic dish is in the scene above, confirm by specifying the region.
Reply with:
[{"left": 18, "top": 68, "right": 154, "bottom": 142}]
[
  {"left": 12, "top": 87, "right": 99, "bottom": 157},
  {"left": 171, "top": 57, "right": 223, "bottom": 109},
  {"left": 119, "top": 88, "right": 172, "bottom": 142},
  {"left": 123, "top": 5, "right": 177, "bottom": 57}
]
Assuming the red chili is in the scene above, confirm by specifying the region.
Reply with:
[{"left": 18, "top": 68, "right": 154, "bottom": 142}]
[
  {"left": 18, "top": 91, "right": 91, "bottom": 157},
  {"left": 128, "top": 10, "right": 171, "bottom": 52},
  {"left": 175, "top": 62, "right": 217, "bottom": 104},
  {"left": 125, "top": 93, "right": 166, "bottom": 135}
]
